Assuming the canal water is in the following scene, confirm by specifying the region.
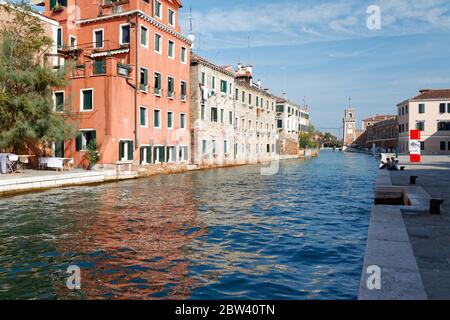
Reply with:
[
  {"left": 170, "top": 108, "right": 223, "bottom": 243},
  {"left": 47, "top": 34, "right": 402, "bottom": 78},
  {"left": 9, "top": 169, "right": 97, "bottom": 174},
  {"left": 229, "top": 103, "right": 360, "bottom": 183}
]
[{"left": 0, "top": 151, "right": 377, "bottom": 300}]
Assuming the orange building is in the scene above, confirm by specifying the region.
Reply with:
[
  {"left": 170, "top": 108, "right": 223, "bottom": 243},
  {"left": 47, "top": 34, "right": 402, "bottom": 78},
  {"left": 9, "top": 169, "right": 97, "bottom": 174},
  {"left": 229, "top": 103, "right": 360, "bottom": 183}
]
[{"left": 33, "top": 0, "right": 191, "bottom": 170}]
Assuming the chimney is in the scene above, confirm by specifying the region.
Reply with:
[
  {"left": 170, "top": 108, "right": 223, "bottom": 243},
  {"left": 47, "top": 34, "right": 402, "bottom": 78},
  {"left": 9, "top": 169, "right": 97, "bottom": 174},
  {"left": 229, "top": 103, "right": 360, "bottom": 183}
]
[
  {"left": 235, "top": 64, "right": 253, "bottom": 85},
  {"left": 419, "top": 89, "right": 431, "bottom": 94},
  {"left": 257, "top": 80, "right": 261, "bottom": 88}
]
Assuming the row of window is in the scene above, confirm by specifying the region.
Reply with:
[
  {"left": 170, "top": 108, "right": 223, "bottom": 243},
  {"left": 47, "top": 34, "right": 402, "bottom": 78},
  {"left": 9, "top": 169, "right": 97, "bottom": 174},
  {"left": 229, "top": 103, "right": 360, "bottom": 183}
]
[
  {"left": 54, "top": 89, "right": 187, "bottom": 118},
  {"left": 440, "top": 141, "right": 450, "bottom": 151},
  {"left": 139, "top": 68, "right": 187, "bottom": 100},
  {"left": 70, "top": 130, "right": 188, "bottom": 163},
  {"left": 139, "top": 107, "right": 186, "bottom": 129},
  {"left": 276, "top": 105, "right": 308, "bottom": 118},
  {"left": 200, "top": 105, "right": 233, "bottom": 124},
  {"left": 201, "top": 141, "right": 275, "bottom": 155},
  {"left": 200, "top": 72, "right": 233, "bottom": 96},
  {"left": 399, "top": 121, "right": 450, "bottom": 133},
  {"left": 91, "top": 26, "right": 187, "bottom": 62},
  {"left": 119, "top": 141, "right": 188, "bottom": 164},
  {"left": 54, "top": 89, "right": 94, "bottom": 112},
  {"left": 235, "top": 88, "right": 275, "bottom": 111},
  {"left": 198, "top": 105, "right": 278, "bottom": 133},
  {"left": 145, "top": 0, "right": 176, "bottom": 28},
  {"left": 399, "top": 103, "right": 450, "bottom": 116}
]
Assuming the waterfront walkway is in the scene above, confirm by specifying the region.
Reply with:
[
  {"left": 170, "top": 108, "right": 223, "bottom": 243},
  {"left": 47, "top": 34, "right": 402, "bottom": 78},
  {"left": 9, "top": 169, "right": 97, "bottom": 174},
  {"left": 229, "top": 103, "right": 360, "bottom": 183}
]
[
  {"left": 0, "top": 169, "right": 132, "bottom": 196},
  {"left": 390, "top": 155, "right": 450, "bottom": 299}
]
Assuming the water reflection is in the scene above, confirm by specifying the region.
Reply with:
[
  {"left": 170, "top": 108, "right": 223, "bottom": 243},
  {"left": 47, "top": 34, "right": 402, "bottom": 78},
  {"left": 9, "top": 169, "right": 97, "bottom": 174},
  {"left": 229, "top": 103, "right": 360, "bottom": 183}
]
[{"left": 0, "top": 151, "right": 377, "bottom": 300}]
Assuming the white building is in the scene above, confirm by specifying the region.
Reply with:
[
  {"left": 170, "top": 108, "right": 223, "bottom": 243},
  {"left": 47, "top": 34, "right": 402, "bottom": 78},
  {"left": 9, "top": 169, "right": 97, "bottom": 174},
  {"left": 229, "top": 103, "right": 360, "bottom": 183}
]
[
  {"left": 234, "top": 64, "right": 278, "bottom": 164},
  {"left": 190, "top": 54, "right": 236, "bottom": 167},
  {"left": 397, "top": 89, "right": 450, "bottom": 155},
  {"left": 275, "top": 98, "right": 309, "bottom": 155}
]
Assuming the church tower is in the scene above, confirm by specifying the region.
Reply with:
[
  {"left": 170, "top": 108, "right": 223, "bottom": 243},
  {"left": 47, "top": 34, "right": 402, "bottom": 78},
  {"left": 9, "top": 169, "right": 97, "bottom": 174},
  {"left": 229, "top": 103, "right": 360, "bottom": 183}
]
[{"left": 343, "top": 107, "right": 357, "bottom": 146}]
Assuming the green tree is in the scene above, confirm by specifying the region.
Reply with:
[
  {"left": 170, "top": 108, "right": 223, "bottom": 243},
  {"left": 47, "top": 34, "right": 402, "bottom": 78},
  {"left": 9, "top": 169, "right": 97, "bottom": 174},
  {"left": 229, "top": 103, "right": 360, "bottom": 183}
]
[
  {"left": 299, "top": 124, "right": 319, "bottom": 149},
  {"left": 0, "top": 1, "right": 75, "bottom": 154}
]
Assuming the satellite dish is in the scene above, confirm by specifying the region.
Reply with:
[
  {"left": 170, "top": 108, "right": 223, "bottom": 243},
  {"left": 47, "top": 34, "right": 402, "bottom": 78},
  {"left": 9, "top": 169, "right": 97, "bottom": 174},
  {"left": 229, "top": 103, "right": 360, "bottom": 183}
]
[{"left": 187, "top": 34, "right": 195, "bottom": 49}]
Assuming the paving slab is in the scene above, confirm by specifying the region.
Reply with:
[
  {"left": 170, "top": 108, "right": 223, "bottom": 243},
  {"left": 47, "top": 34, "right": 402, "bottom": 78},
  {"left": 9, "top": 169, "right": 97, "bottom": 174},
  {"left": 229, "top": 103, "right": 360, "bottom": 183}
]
[{"left": 390, "top": 155, "right": 450, "bottom": 300}]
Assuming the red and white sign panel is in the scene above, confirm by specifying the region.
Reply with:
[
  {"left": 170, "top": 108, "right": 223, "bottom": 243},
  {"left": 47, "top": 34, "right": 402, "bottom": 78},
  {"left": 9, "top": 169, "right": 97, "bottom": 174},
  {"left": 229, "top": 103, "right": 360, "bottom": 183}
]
[{"left": 409, "top": 130, "right": 421, "bottom": 163}]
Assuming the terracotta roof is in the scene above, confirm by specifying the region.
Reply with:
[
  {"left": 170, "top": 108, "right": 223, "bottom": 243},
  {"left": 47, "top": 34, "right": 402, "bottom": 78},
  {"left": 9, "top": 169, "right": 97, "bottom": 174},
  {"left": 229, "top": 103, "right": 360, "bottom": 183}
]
[
  {"left": 411, "top": 89, "right": 450, "bottom": 100},
  {"left": 362, "top": 114, "right": 397, "bottom": 122}
]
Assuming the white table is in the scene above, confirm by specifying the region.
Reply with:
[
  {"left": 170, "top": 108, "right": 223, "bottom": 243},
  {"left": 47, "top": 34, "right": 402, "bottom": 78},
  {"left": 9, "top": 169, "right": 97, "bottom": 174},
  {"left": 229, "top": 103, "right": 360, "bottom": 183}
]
[{"left": 39, "top": 157, "right": 74, "bottom": 171}]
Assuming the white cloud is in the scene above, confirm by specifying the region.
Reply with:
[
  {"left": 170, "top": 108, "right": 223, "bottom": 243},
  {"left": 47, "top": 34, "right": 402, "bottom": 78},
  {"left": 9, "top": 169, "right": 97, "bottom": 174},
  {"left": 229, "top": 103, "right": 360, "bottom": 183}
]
[{"left": 182, "top": 0, "right": 450, "bottom": 50}]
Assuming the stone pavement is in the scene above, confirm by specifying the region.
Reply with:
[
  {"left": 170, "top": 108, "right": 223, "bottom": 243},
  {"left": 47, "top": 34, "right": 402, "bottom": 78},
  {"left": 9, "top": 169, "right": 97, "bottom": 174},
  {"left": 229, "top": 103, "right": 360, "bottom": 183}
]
[
  {"left": 390, "top": 155, "right": 450, "bottom": 300},
  {"left": 0, "top": 169, "right": 134, "bottom": 197}
]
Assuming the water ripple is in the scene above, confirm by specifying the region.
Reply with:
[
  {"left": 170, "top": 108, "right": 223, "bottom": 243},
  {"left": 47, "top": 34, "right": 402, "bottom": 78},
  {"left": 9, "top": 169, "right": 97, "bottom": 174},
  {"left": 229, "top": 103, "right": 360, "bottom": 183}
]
[{"left": 0, "top": 151, "right": 377, "bottom": 300}]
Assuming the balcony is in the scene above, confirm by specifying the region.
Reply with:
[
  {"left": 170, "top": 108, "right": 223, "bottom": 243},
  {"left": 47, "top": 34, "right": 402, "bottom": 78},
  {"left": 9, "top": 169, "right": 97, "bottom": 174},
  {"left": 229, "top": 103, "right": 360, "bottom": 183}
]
[
  {"left": 72, "top": 63, "right": 86, "bottom": 78},
  {"left": 100, "top": 0, "right": 130, "bottom": 16},
  {"left": 117, "top": 63, "right": 132, "bottom": 77}
]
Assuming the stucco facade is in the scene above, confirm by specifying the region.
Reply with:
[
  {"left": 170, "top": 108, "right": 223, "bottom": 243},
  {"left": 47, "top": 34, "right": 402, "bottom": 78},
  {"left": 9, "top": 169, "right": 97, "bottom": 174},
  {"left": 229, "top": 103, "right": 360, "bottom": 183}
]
[
  {"left": 397, "top": 89, "right": 450, "bottom": 155},
  {"left": 36, "top": 0, "right": 191, "bottom": 170},
  {"left": 275, "top": 98, "right": 308, "bottom": 155},
  {"left": 189, "top": 54, "right": 236, "bottom": 168},
  {"left": 234, "top": 65, "right": 278, "bottom": 164}
]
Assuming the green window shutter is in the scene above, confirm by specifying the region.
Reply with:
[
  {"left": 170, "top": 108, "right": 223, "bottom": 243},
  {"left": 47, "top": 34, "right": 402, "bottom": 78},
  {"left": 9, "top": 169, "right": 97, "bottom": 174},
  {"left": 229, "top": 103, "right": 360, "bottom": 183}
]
[
  {"left": 50, "top": 0, "right": 57, "bottom": 9},
  {"left": 60, "top": 0, "right": 67, "bottom": 6},
  {"left": 140, "top": 147, "right": 144, "bottom": 164},
  {"left": 181, "top": 114, "right": 185, "bottom": 128},
  {"left": 119, "top": 141, "right": 124, "bottom": 160},
  {"left": 75, "top": 132, "right": 82, "bottom": 151},
  {"left": 55, "top": 93, "right": 64, "bottom": 111},
  {"left": 141, "top": 28, "right": 147, "bottom": 45},
  {"left": 144, "top": 69, "right": 148, "bottom": 85},
  {"left": 94, "top": 60, "right": 105, "bottom": 74},
  {"left": 159, "top": 147, "right": 165, "bottom": 163},
  {"left": 168, "top": 113, "right": 171, "bottom": 127},
  {"left": 83, "top": 90, "right": 93, "bottom": 110},
  {"left": 221, "top": 80, "right": 227, "bottom": 93},
  {"left": 140, "top": 108, "right": 146, "bottom": 126},
  {"left": 55, "top": 141, "right": 64, "bottom": 158},
  {"left": 57, "top": 28, "right": 62, "bottom": 48},
  {"left": 146, "top": 147, "right": 151, "bottom": 163},
  {"left": 127, "top": 141, "right": 133, "bottom": 160}
]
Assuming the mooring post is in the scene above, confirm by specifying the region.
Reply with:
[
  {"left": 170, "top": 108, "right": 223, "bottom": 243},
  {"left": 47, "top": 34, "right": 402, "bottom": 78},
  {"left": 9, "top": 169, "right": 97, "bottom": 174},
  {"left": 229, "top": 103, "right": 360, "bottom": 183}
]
[{"left": 410, "top": 176, "right": 418, "bottom": 185}]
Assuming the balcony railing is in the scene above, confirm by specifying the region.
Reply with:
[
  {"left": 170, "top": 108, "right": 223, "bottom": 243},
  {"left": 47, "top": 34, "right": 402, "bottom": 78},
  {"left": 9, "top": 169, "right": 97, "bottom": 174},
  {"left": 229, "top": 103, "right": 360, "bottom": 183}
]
[
  {"left": 100, "top": 0, "right": 130, "bottom": 16},
  {"left": 117, "top": 63, "right": 132, "bottom": 77}
]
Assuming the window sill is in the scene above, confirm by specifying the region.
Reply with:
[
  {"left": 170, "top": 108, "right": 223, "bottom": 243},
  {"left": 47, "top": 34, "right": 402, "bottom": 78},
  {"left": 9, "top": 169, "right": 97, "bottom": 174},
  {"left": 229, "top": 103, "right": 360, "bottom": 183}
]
[{"left": 116, "top": 160, "right": 133, "bottom": 164}]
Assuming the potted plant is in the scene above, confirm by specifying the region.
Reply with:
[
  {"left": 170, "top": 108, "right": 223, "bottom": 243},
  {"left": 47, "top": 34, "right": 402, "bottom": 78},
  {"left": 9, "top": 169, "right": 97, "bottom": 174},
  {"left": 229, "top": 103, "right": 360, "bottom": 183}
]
[{"left": 86, "top": 139, "right": 100, "bottom": 170}]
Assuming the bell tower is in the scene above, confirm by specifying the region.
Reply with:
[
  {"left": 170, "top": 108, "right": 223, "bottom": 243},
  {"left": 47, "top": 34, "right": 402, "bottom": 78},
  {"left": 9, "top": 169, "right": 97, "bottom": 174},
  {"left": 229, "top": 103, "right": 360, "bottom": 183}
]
[{"left": 343, "top": 98, "right": 356, "bottom": 146}]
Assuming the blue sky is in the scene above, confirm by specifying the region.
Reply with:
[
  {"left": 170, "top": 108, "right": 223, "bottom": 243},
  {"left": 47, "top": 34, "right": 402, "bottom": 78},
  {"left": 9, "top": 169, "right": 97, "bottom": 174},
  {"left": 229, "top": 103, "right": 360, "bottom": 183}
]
[{"left": 180, "top": 0, "right": 450, "bottom": 136}]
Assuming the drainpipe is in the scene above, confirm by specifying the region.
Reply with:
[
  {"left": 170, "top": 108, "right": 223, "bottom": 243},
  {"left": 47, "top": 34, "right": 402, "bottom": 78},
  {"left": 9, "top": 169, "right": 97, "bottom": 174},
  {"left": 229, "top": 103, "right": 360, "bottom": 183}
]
[
  {"left": 134, "top": 13, "right": 139, "bottom": 150},
  {"left": 134, "top": 12, "right": 139, "bottom": 150}
]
